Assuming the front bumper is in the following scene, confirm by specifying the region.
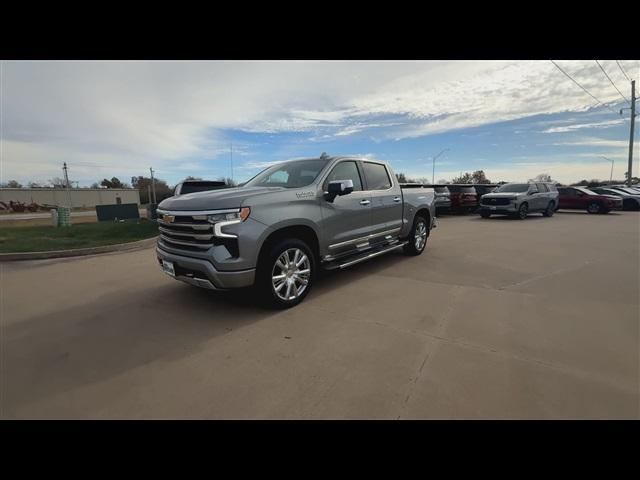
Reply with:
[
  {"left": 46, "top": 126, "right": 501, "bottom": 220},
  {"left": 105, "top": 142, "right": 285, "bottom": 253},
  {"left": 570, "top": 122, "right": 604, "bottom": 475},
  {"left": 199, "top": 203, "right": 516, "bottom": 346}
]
[
  {"left": 156, "top": 246, "right": 255, "bottom": 290},
  {"left": 480, "top": 204, "right": 518, "bottom": 214}
]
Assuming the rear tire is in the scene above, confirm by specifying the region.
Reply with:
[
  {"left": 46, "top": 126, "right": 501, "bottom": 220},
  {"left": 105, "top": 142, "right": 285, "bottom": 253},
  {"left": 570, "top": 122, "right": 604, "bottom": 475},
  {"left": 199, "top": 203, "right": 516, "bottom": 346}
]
[
  {"left": 255, "top": 238, "right": 315, "bottom": 309},
  {"left": 403, "top": 215, "right": 429, "bottom": 256},
  {"left": 542, "top": 201, "right": 555, "bottom": 217},
  {"left": 587, "top": 202, "right": 601, "bottom": 214},
  {"left": 480, "top": 211, "right": 491, "bottom": 218}
]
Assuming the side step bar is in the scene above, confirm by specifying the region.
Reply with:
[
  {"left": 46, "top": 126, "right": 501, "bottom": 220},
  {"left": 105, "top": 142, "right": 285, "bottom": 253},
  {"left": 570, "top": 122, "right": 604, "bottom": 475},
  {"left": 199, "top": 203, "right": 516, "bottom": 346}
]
[{"left": 323, "top": 241, "right": 408, "bottom": 270}]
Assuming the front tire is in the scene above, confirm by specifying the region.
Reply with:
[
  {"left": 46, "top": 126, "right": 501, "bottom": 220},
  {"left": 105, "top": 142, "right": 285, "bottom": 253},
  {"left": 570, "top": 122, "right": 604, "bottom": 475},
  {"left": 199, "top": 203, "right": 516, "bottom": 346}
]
[
  {"left": 256, "top": 238, "right": 315, "bottom": 309},
  {"left": 480, "top": 211, "right": 491, "bottom": 218},
  {"left": 517, "top": 202, "right": 528, "bottom": 220},
  {"left": 403, "top": 215, "right": 429, "bottom": 256}
]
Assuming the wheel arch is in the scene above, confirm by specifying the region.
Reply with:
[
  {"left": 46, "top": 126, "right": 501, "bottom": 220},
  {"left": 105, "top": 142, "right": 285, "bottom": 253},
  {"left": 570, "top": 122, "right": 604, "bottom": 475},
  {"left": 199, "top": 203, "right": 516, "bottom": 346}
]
[
  {"left": 414, "top": 207, "right": 432, "bottom": 227},
  {"left": 257, "top": 223, "right": 320, "bottom": 266}
]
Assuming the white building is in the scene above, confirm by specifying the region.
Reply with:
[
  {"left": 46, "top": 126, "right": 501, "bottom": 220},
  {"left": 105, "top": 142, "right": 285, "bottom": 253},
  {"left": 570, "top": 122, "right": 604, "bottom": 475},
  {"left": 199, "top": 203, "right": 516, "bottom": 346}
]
[{"left": 0, "top": 188, "right": 141, "bottom": 208}]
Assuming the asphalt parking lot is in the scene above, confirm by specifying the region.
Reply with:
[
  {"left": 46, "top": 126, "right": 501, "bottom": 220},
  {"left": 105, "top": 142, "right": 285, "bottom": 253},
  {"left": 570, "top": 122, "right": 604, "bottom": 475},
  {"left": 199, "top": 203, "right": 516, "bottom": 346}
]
[{"left": 2, "top": 211, "right": 639, "bottom": 419}]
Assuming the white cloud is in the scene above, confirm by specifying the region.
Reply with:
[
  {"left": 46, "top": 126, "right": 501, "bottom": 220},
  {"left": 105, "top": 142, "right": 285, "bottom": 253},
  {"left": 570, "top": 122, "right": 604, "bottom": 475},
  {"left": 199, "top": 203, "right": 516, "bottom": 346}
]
[
  {"left": 542, "top": 119, "right": 625, "bottom": 133},
  {"left": 551, "top": 137, "right": 631, "bottom": 149},
  {"left": 2, "top": 60, "right": 639, "bottom": 185}
]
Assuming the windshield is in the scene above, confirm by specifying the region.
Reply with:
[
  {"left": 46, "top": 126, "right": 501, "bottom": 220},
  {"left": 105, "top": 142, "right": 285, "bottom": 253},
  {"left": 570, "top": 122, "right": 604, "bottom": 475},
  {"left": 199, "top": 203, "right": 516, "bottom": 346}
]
[
  {"left": 496, "top": 183, "right": 529, "bottom": 193},
  {"left": 618, "top": 188, "right": 640, "bottom": 195},
  {"left": 575, "top": 187, "right": 596, "bottom": 195},
  {"left": 244, "top": 159, "right": 329, "bottom": 189}
]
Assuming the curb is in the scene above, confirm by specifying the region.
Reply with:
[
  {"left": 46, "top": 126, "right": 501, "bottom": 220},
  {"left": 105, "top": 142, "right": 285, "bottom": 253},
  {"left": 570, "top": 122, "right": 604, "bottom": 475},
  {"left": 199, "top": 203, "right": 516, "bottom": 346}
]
[{"left": 0, "top": 236, "right": 158, "bottom": 262}]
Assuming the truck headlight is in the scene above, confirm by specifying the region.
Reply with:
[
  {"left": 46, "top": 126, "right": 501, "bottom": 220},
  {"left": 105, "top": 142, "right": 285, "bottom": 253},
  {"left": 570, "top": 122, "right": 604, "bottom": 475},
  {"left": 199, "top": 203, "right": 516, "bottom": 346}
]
[{"left": 207, "top": 207, "right": 251, "bottom": 224}]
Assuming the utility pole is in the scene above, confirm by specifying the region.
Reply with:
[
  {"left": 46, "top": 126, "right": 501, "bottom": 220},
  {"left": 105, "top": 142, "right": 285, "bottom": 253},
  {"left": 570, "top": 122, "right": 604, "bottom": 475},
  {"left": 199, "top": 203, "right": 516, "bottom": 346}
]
[
  {"left": 626, "top": 80, "right": 636, "bottom": 187},
  {"left": 150, "top": 167, "right": 157, "bottom": 204},
  {"left": 432, "top": 148, "right": 450, "bottom": 184},
  {"left": 62, "top": 162, "right": 72, "bottom": 208}
]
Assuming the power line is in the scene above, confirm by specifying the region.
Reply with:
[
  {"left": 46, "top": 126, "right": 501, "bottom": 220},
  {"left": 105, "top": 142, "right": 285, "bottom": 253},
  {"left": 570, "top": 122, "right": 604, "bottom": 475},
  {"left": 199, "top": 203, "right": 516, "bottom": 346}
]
[
  {"left": 595, "top": 60, "right": 630, "bottom": 104},
  {"left": 616, "top": 60, "right": 631, "bottom": 82},
  {"left": 550, "top": 60, "right": 629, "bottom": 119}
]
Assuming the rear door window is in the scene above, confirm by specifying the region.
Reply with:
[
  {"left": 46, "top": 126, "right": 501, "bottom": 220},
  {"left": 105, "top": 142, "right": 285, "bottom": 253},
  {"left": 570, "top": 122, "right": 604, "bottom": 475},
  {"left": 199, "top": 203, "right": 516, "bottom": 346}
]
[{"left": 362, "top": 162, "right": 392, "bottom": 190}]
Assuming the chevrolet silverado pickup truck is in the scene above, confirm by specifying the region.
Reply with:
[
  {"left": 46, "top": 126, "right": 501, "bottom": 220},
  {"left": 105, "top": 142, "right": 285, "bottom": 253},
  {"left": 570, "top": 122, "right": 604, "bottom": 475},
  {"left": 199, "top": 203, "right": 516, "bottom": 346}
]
[{"left": 156, "top": 155, "right": 437, "bottom": 308}]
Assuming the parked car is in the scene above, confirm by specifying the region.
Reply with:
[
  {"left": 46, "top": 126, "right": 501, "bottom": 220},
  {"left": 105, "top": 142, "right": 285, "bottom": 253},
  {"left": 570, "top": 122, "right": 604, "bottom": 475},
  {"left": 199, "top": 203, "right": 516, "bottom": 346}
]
[
  {"left": 608, "top": 186, "right": 640, "bottom": 197},
  {"left": 557, "top": 186, "right": 622, "bottom": 214},
  {"left": 611, "top": 185, "right": 640, "bottom": 193},
  {"left": 447, "top": 185, "right": 478, "bottom": 213},
  {"left": 433, "top": 186, "right": 452, "bottom": 213},
  {"left": 156, "top": 156, "right": 437, "bottom": 309},
  {"left": 174, "top": 180, "right": 228, "bottom": 196},
  {"left": 479, "top": 182, "right": 559, "bottom": 219},
  {"left": 589, "top": 187, "right": 640, "bottom": 210}
]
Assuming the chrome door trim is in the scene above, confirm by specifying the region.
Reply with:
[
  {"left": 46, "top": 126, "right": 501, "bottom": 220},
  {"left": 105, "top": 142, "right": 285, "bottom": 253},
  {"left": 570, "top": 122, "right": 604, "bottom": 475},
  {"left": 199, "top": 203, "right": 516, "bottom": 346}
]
[{"left": 328, "top": 227, "right": 401, "bottom": 250}]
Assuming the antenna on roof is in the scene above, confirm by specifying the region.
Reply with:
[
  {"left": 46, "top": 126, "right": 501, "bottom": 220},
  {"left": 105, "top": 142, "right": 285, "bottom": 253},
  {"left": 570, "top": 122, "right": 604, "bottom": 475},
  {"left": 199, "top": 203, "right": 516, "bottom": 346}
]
[{"left": 320, "top": 152, "right": 329, "bottom": 160}]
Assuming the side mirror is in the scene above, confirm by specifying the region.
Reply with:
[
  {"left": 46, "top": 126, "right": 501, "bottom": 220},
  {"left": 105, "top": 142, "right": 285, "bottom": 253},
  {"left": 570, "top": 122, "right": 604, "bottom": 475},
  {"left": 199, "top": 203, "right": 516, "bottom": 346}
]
[{"left": 325, "top": 179, "right": 354, "bottom": 202}]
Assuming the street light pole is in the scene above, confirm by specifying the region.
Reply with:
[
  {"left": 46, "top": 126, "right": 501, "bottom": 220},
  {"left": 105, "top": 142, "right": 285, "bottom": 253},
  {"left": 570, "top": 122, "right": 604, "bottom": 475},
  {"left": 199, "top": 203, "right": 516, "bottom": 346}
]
[
  {"left": 601, "top": 156, "right": 614, "bottom": 185},
  {"left": 432, "top": 148, "right": 450, "bottom": 184}
]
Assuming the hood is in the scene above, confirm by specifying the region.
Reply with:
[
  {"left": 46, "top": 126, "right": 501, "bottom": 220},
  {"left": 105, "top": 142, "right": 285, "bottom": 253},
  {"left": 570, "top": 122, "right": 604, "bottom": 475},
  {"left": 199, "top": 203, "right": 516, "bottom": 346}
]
[{"left": 158, "top": 186, "right": 284, "bottom": 211}]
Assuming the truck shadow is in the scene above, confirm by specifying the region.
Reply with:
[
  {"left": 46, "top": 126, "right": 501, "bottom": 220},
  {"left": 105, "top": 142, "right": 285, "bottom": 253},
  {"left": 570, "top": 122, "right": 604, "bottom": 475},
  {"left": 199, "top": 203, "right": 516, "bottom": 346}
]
[
  {"left": 2, "top": 282, "right": 278, "bottom": 415},
  {"left": 3, "top": 248, "right": 417, "bottom": 415}
]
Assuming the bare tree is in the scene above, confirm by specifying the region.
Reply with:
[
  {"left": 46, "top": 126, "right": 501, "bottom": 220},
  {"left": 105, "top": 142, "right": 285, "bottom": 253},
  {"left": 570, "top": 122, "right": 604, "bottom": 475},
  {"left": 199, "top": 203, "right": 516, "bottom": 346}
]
[
  {"left": 1, "top": 180, "right": 22, "bottom": 188},
  {"left": 529, "top": 173, "right": 553, "bottom": 183}
]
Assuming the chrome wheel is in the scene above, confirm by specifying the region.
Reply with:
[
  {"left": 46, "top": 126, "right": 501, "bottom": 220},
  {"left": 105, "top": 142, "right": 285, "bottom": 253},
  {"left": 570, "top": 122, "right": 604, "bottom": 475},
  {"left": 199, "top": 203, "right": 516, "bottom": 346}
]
[
  {"left": 271, "top": 248, "right": 311, "bottom": 301},
  {"left": 414, "top": 220, "right": 427, "bottom": 251}
]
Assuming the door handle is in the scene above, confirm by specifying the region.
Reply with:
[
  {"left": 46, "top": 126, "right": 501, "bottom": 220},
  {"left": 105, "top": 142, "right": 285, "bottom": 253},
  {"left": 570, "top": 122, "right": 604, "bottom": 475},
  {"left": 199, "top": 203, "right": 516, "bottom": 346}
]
[
  {"left": 393, "top": 197, "right": 401, "bottom": 202},
  {"left": 360, "top": 199, "right": 371, "bottom": 206}
]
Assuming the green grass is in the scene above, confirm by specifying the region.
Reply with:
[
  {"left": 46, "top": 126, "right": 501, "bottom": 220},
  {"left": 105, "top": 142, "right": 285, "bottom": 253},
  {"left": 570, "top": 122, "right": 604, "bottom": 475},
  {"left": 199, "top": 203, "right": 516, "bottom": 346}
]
[{"left": 0, "top": 219, "right": 159, "bottom": 253}]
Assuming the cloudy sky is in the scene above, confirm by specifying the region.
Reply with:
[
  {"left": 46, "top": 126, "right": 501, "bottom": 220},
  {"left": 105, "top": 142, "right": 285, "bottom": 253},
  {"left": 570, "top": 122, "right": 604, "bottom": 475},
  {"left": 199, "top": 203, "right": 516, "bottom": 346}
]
[{"left": 1, "top": 60, "right": 639, "bottom": 187}]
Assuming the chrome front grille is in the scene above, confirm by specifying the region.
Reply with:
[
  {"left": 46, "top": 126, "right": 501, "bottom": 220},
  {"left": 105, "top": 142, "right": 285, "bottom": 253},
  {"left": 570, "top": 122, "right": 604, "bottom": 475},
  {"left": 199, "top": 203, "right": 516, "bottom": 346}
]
[{"left": 157, "top": 214, "right": 214, "bottom": 250}]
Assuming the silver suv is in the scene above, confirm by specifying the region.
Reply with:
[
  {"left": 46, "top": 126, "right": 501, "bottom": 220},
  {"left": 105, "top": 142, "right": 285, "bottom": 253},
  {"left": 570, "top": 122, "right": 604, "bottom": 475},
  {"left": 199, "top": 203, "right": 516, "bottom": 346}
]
[{"left": 479, "top": 182, "right": 559, "bottom": 219}]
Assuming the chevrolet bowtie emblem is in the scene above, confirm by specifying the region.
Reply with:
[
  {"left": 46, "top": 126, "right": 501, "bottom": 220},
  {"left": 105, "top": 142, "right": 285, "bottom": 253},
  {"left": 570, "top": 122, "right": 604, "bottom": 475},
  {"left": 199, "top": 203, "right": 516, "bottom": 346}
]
[{"left": 164, "top": 215, "right": 175, "bottom": 223}]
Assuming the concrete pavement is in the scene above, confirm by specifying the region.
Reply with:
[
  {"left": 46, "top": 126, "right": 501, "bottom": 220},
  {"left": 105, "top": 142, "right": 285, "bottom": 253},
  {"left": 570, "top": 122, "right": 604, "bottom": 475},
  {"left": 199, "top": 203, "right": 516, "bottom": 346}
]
[{"left": 1, "top": 211, "right": 638, "bottom": 419}]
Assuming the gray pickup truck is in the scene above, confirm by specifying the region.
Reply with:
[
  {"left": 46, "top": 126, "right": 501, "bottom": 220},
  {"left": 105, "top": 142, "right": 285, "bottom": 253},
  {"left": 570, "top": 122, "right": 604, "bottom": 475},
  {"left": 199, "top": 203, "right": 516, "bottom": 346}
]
[{"left": 156, "top": 155, "right": 437, "bottom": 308}]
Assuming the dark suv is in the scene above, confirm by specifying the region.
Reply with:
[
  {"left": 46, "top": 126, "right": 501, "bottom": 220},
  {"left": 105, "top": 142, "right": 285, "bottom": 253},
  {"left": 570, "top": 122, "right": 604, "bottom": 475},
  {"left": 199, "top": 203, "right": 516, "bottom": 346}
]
[
  {"left": 174, "top": 180, "right": 228, "bottom": 196},
  {"left": 433, "top": 186, "right": 452, "bottom": 213},
  {"left": 447, "top": 185, "right": 478, "bottom": 213}
]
